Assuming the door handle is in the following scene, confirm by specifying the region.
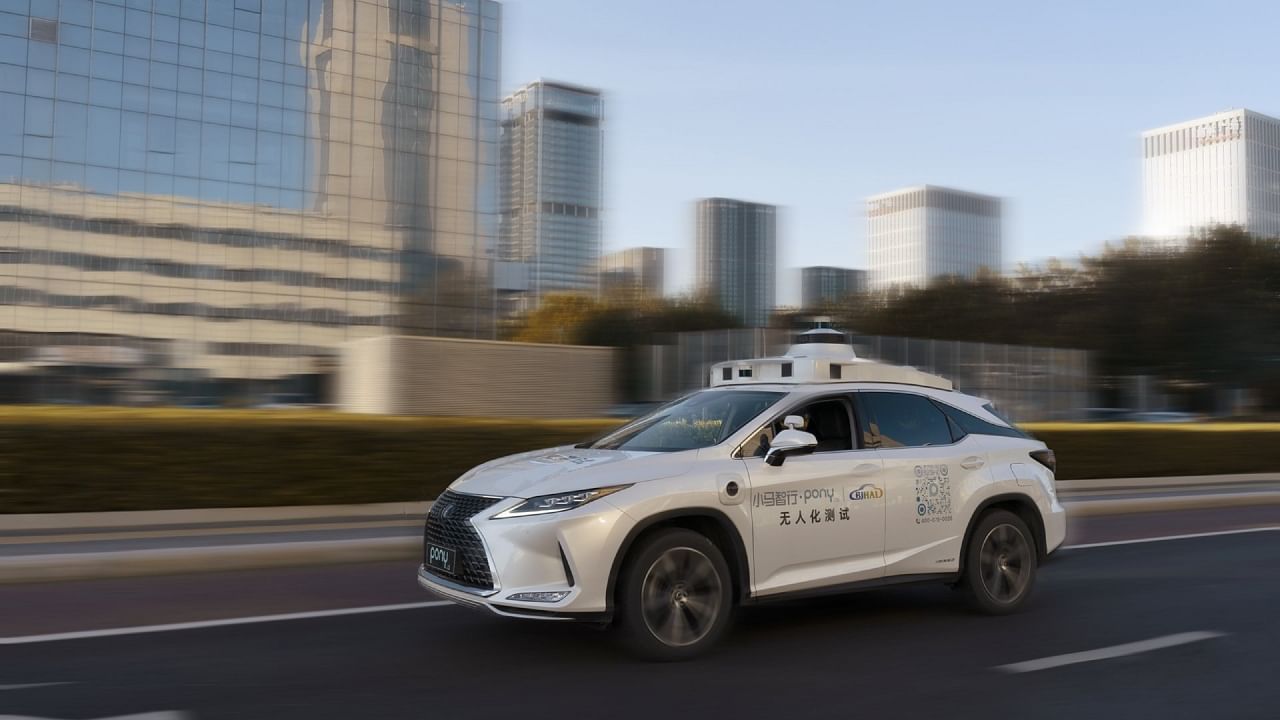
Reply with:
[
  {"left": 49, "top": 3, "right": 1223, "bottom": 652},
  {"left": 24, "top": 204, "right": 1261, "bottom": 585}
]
[
  {"left": 852, "top": 463, "right": 880, "bottom": 476},
  {"left": 961, "top": 456, "right": 985, "bottom": 470}
]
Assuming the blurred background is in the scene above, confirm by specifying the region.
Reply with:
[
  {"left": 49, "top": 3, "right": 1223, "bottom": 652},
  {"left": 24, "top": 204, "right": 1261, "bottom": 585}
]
[
  {"left": 0, "top": 0, "right": 1275, "bottom": 423},
  {"left": 2, "top": 3, "right": 1280, "bottom": 718}
]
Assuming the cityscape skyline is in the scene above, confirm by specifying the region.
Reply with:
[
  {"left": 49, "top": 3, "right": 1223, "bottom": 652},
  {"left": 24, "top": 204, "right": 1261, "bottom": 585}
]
[
  {"left": 500, "top": 0, "right": 1280, "bottom": 304},
  {"left": 1, "top": 0, "right": 1275, "bottom": 360}
]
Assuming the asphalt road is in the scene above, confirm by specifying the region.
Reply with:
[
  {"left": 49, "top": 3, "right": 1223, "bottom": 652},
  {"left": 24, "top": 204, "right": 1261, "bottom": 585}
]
[{"left": 2, "top": 509, "right": 1278, "bottom": 720}]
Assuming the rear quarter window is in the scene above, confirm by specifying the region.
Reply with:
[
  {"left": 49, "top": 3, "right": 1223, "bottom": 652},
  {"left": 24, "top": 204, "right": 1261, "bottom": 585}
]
[{"left": 934, "top": 401, "right": 1029, "bottom": 439}]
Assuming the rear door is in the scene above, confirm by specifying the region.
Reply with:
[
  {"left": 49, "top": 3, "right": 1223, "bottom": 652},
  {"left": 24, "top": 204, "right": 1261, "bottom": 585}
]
[
  {"left": 858, "top": 391, "right": 993, "bottom": 576},
  {"left": 742, "top": 394, "right": 885, "bottom": 597}
]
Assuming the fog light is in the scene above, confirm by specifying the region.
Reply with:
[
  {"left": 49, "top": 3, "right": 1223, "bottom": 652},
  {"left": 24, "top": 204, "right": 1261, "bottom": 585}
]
[{"left": 506, "top": 591, "right": 570, "bottom": 603}]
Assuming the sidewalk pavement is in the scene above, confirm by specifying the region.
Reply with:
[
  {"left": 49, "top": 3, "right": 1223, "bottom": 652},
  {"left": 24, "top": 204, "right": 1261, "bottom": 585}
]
[{"left": 2, "top": 475, "right": 1278, "bottom": 584}]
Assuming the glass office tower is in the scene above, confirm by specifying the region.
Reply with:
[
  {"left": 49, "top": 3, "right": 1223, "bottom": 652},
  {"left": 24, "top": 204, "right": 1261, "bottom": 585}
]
[
  {"left": 0, "top": 0, "right": 500, "bottom": 404},
  {"left": 695, "top": 197, "right": 776, "bottom": 328},
  {"left": 498, "top": 79, "right": 602, "bottom": 315},
  {"left": 800, "top": 266, "right": 866, "bottom": 309}
]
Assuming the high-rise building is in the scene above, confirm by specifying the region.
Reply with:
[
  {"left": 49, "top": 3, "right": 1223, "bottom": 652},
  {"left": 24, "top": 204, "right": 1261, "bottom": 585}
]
[
  {"left": 800, "top": 266, "right": 867, "bottom": 308},
  {"left": 695, "top": 198, "right": 776, "bottom": 327},
  {"left": 600, "top": 247, "right": 666, "bottom": 298},
  {"left": 499, "top": 80, "right": 603, "bottom": 314},
  {"left": 866, "top": 185, "right": 1002, "bottom": 291},
  {"left": 1142, "top": 108, "right": 1280, "bottom": 240},
  {"left": 0, "top": 0, "right": 501, "bottom": 404}
]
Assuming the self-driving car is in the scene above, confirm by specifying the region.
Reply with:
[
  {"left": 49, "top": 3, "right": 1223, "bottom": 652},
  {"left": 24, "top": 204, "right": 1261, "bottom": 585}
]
[{"left": 418, "top": 328, "right": 1065, "bottom": 659}]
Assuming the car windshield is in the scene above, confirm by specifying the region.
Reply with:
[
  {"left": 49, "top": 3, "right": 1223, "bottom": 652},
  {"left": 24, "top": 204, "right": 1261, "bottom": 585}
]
[{"left": 586, "top": 390, "right": 784, "bottom": 452}]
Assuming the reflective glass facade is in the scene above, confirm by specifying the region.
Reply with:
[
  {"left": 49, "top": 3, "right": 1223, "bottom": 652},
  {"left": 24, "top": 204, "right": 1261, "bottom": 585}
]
[
  {"left": 695, "top": 197, "right": 776, "bottom": 328},
  {"left": 599, "top": 246, "right": 665, "bottom": 298},
  {"left": 800, "top": 266, "right": 866, "bottom": 309},
  {"left": 0, "top": 0, "right": 500, "bottom": 403},
  {"left": 499, "top": 79, "right": 601, "bottom": 314}
]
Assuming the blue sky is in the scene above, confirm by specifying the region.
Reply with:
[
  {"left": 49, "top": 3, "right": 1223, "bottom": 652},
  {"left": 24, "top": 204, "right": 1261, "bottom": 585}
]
[{"left": 502, "top": 0, "right": 1279, "bottom": 303}]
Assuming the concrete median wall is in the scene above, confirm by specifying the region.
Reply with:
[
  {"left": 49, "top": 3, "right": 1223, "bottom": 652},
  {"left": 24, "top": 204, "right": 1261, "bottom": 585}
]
[{"left": 339, "top": 335, "right": 617, "bottom": 417}]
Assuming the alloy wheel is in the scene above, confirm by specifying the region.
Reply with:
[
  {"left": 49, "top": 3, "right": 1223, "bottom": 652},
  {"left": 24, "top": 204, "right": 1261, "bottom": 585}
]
[
  {"left": 639, "top": 546, "right": 724, "bottom": 647},
  {"left": 979, "top": 523, "right": 1032, "bottom": 604}
]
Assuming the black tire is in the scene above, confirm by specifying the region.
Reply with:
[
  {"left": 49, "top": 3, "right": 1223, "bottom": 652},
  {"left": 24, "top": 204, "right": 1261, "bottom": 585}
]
[
  {"left": 963, "top": 509, "right": 1037, "bottom": 614},
  {"left": 614, "top": 528, "right": 734, "bottom": 661}
]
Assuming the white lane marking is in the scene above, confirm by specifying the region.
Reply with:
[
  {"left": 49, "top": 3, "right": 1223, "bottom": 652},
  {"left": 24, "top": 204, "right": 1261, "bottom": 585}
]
[
  {"left": 0, "top": 682, "right": 73, "bottom": 691},
  {"left": 1064, "top": 525, "right": 1280, "bottom": 550},
  {"left": 0, "top": 707, "right": 189, "bottom": 712},
  {"left": 0, "top": 601, "right": 452, "bottom": 646},
  {"left": 995, "top": 631, "right": 1227, "bottom": 673}
]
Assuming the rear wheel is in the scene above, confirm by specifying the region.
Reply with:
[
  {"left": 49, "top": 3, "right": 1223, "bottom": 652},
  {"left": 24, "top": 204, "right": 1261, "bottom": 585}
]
[
  {"left": 615, "top": 528, "right": 733, "bottom": 661},
  {"left": 963, "top": 509, "right": 1037, "bottom": 614}
]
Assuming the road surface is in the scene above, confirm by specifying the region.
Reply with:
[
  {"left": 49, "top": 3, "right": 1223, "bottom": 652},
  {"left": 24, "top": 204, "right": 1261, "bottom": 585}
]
[{"left": 1, "top": 506, "right": 1278, "bottom": 720}]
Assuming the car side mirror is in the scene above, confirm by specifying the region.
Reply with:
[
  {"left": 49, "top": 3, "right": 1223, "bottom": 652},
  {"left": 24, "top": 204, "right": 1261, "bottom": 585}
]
[{"left": 764, "top": 428, "right": 818, "bottom": 467}]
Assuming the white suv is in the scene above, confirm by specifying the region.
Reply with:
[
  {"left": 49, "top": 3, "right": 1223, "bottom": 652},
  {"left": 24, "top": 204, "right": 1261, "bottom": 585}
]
[{"left": 418, "top": 329, "right": 1066, "bottom": 659}]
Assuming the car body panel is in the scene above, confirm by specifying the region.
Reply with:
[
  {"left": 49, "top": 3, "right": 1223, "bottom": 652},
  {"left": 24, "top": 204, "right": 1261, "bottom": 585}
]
[
  {"left": 449, "top": 446, "right": 695, "bottom": 498},
  {"left": 744, "top": 448, "right": 886, "bottom": 596},
  {"left": 418, "top": 375, "right": 1065, "bottom": 620},
  {"left": 880, "top": 435, "right": 994, "bottom": 575}
]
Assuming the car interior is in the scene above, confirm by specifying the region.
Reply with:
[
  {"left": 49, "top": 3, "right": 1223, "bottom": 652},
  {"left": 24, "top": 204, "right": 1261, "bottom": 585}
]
[{"left": 749, "top": 398, "right": 854, "bottom": 457}]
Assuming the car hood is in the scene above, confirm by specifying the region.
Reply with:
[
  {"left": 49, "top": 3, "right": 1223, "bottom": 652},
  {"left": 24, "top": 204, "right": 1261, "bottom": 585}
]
[{"left": 448, "top": 446, "right": 694, "bottom": 498}]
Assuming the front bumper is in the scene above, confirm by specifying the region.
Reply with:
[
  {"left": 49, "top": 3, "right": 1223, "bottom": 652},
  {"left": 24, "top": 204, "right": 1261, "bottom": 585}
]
[{"left": 417, "top": 495, "right": 636, "bottom": 621}]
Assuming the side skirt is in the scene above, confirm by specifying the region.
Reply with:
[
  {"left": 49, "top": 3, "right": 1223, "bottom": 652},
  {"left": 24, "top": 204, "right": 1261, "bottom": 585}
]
[{"left": 743, "top": 572, "right": 960, "bottom": 605}]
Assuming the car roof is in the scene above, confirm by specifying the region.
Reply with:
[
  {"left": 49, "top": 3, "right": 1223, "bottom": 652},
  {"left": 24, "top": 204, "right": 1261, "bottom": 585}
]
[{"left": 707, "top": 334, "right": 953, "bottom": 392}]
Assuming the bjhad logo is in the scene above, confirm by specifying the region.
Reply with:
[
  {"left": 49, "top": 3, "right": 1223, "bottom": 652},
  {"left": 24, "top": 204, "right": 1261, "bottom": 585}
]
[{"left": 849, "top": 484, "right": 884, "bottom": 501}]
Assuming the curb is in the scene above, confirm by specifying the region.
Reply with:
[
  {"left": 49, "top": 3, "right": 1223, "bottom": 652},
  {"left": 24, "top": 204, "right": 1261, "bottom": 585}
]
[
  {"left": 4, "top": 490, "right": 1279, "bottom": 584},
  {"left": 6, "top": 473, "right": 1278, "bottom": 532},
  {"left": 0, "top": 536, "right": 421, "bottom": 584},
  {"left": 1, "top": 501, "right": 434, "bottom": 533},
  {"left": 1061, "top": 491, "right": 1280, "bottom": 517}
]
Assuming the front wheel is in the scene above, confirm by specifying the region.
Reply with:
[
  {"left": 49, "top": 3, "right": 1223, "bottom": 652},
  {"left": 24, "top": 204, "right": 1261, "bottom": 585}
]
[
  {"left": 614, "top": 528, "right": 733, "bottom": 661},
  {"left": 963, "top": 509, "right": 1037, "bottom": 614}
]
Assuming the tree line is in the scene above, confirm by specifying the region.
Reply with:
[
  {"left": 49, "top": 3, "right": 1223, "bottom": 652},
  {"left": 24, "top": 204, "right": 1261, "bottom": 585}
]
[
  {"left": 817, "top": 226, "right": 1280, "bottom": 410},
  {"left": 507, "top": 227, "right": 1280, "bottom": 410}
]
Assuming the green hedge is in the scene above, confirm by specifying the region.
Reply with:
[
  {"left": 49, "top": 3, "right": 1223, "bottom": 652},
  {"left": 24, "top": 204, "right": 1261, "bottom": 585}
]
[
  {"left": 1023, "top": 423, "right": 1280, "bottom": 482},
  {"left": 0, "top": 408, "right": 619, "bottom": 514},
  {"left": 0, "top": 410, "right": 1277, "bottom": 514}
]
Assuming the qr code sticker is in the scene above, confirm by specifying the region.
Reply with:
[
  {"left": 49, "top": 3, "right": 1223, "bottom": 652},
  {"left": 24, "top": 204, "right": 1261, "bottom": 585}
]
[{"left": 914, "top": 464, "right": 952, "bottom": 522}]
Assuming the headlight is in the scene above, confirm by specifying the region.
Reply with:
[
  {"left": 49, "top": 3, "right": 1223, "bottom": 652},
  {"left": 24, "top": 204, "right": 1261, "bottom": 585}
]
[{"left": 491, "top": 485, "right": 630, "bottom": 519}]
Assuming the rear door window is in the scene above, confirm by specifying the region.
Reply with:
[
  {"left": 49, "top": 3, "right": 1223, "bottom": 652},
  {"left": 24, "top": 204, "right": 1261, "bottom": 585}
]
[{"left": 860, "top": 391, "right": 955, "bottom": 448}]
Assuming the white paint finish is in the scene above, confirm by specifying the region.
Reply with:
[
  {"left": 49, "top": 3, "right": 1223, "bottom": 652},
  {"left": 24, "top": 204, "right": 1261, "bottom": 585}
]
[
  {"left": 995, "top": 631, "right": 1228, "bottom": 674},
  {"left": 745, "top": 449, "right": 886, "bottom": 594},
  {"left": 880, "top": 435, "right": 994, "bottom": 575},
  {"left": 1010, "top": 462, "right": 1033, "bottom": 487},
  {"left": 0, "top": 601, "right": 452, "bottom": 646}
]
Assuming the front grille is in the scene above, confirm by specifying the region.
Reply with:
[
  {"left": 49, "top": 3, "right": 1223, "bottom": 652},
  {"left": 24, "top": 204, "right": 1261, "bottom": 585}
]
[{"left": 423, "top": 490, "right": 503, "bottom": 590}]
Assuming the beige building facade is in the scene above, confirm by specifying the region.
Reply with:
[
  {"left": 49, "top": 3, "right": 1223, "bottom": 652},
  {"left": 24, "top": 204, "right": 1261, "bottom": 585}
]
[{"left": 339, "top": 335, "right": 616, "bottom": 417}]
